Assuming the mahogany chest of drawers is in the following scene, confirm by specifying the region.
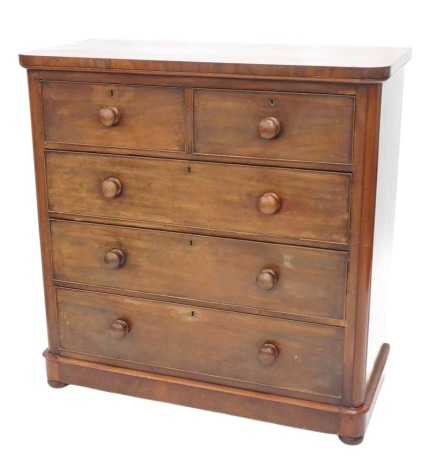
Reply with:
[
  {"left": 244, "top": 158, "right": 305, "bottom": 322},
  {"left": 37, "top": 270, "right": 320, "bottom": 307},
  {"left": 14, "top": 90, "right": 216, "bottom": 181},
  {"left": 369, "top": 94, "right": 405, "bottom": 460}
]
[{"left": 20, "top": 41, "right": 411, "bottom": 444}]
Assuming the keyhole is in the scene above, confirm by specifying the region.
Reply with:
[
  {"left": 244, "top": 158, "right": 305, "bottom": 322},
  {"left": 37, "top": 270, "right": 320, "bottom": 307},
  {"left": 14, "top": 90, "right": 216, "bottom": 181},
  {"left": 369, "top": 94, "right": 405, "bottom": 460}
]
[
  {"left": 269, "top": 98, "right": 275, "bottom": 106},
  {"left": 189, "top": 240, "right": 193, "bottom": 246},
  {"left": 110, "top": 90, "right": 114, "bottom": 97},
  {"left": 191, "top": 311, "right": 195, "bottom": 317}
]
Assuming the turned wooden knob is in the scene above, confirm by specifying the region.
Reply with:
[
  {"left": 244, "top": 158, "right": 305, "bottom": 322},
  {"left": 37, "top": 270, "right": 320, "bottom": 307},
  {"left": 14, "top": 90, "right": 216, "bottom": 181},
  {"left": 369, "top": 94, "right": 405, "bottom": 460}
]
[
  {"left": 99, "top": 106, "right": 120, "bottom": 127},
  {"left": 258, "top": 343, "right": 279, "bottom": 365},
  {"left": 110, "top": 319, "right": 129, "bottom": 339},
  {"left": 258, "top": 192, "right": 281, "bottom": 215},
  {"left": 101, "top": 177, "right": 122, "bottom": 198},
  {"left": 256, "top": 268, "right": 278, "bottom": 291},
  {"left": 104, "top": 249, "right": 125, "bottom": 269},
  {"left": 258, "top": 117, "right": 281, "bottom": 139}
]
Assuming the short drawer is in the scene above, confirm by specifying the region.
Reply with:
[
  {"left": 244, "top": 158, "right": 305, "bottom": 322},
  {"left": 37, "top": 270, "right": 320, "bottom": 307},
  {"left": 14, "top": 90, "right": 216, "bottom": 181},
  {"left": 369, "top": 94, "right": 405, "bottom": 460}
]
[
  {"left": 193, "top": 89, "right": 354, "bottom": 165},
  {"left": 46, "top": 152, "right": 351, "bottom": 244},
  {"left": 42, "top": 81, "right": 185, "bottom": 152},
  {"left": 57, "top": 288, "right": 344, "bottom": 398},
  {"left": 51, "top": 221, "right": 348, "bottom": 320}
]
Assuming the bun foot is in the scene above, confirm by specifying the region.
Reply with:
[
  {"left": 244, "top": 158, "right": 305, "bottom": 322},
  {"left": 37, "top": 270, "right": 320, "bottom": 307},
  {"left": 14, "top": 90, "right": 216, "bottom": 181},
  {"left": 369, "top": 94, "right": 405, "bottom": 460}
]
[
  {"left": 338, "top": 435, "right": 364, "bottom": 445},
  {"left": 48, "top": 379, "right": 68, "bottom": 389}
]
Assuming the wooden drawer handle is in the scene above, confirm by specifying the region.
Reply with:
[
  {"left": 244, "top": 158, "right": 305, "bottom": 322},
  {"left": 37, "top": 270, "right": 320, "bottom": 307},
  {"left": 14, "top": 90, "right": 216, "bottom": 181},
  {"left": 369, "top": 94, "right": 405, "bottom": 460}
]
[
  {"left": 258, "top": 343, "right": 279, "bottom": 365},
  {"left": 104, "top": 249, "right": 125, "bottom": 269},
  {"left": 256, "top": 268, "right": 278, "bottom": 291},
  {"left": 258, "top": 192, "right": 281, "bottom": 215},
  {"left": 99, "top": 106, "right": 120, "bottom": 127},
  {"left": 258, "top": 117, "right": 281, "bottom": 139},
  {"left": 110, "top": 319, "right": 129, "bottom": 339},
  {"left": 101, "top": 177, "right": 123, "bottom": 199}
]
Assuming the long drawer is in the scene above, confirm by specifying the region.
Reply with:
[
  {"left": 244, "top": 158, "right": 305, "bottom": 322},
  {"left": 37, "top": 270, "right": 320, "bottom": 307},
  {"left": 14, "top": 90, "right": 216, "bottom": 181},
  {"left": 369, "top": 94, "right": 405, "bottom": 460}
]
[
  {"left": 51, "top": 220, "right": 348, "bottom": 320},
  {"left": 46, "top": 152, "right": 351, "bottom": 244},
  {"left": 57, "top": 288, "right": 344, "bottom": 398},
  {"left": 193, "top": 89, "right": 354, "bottom": 165},
  {"left": 42, "top": 81, "right": 185, "bottom": 151}
]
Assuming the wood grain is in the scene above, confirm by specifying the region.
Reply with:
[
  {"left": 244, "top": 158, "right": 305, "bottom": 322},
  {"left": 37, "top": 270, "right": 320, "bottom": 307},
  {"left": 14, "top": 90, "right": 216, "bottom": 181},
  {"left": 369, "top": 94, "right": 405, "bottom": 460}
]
[
  {"left": 20, "top": 40, "right": 411, "bottom": 81},
  {"left": 50, "top": 220, "right": 348, "bottom": 320},
  {"left": 45, "top": 349, "right": 341, "bottom": 433},
  {"left": 42, "top": 341, "right": 389, "bottom": 436},
  {"left": 57, "top": 288, "right": 344, "bottom": 398},
  {"left": 27, "top": 72, "right": 61, "bottom": 355},
  {"left": 46, "top": 152, "right": 351, "bottom": 244},
  {"left": 42, "top": 81, "right": 186, "bottom": 151},
  {"left": 194, "top": 89, "right": 354, "bottom": 164},
  {"left": 37, "top": 69, "right": 359, "bottom": 96},
  {"left": 366, "top": 72, "right": 404, "bottom": 384},
  {"left": 21, "top": 41, "right": 410, "bottom": 442}
]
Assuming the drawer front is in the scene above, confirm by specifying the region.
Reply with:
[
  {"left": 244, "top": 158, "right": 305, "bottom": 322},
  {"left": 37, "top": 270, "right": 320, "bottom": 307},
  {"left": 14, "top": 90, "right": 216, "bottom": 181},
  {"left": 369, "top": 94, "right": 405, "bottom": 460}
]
[
  {"left": 57, "top": 288, "right": 344, "bottom": 398},
  {"left": 51, "top": 221, "right": 348, "bottom": 320},
  {"left": 47, "top": 152, "right": 351, "bottom": 244},
  {"left": 194, "top": 89, "right": 354, "bottom": 164},
  {"left": 42, "top": 81, "right": 185, "bottom": 152}
]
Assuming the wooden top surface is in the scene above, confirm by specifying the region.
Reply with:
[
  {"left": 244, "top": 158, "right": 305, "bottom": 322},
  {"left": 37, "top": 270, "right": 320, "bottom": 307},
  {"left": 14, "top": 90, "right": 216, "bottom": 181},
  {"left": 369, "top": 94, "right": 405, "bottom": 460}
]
[{"left": 19, "top": 40, "right": 411, "bottom": 81}]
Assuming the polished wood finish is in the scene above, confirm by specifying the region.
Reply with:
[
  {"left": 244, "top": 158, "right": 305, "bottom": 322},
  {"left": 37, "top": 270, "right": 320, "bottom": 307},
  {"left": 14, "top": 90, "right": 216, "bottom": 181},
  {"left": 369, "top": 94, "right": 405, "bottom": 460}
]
[
  {"left": 46, "top": 152, "right": 351, "bottom": 245},
  {"left": 21, "top": 41, "right": 410, "bottom": 443},
  {"left": 101, "top": 177, "right": 122, "bottom": 199},
  {"left": 256, "top": 268, "right": 278, "bottom": 291},
  {"left": 365, "top": 71, "right": 404, "bottom": 384},
  {"left": 42, "top": 340, "right": 389, "bottom": 435},
  {"left": 338, "top": 436, "right": 364, "bottom": 445},
  {"left": 109, "top": 319, "right": 130, "bottom": 339},
  {"left": 339, "top": 343, "right": 390, "bottom": 443},
  {"left": 19, "top": 40, "right": 411, "bottom": 81},
  {"left": 258, "top": 117, "right": 281, "bottom": 140},
  {"left": 258, "top": 343, "right": 279, "bottom": 365},
  {"left": 51, "top": 220, "right": 348, "bottom": 320},
  {"left": 42, "top": 81, "right": 186, "bottom": 152},
  {"left": 47, "top": 379, "right": 68, "bottom": 388},
  {"left": 103, "top": 249, "right": 125, "bottom": 270},
  {"left": 98, "top": 106, "right": 120, "bottom": 127},
  {"left": 193, "top": 89, "right": 354, "bottom": 164},
  {"left": 27, "top": 73, "right": 60, "bottom": 355},
  {"left": 258, "top": 192, "right": 281, "bottom": 215},
  {"left": 57, "top": 288, "right": 344, "bottom": 398},
  {"left": 44, "top": 348, "right": 340, "bottom": 432}
]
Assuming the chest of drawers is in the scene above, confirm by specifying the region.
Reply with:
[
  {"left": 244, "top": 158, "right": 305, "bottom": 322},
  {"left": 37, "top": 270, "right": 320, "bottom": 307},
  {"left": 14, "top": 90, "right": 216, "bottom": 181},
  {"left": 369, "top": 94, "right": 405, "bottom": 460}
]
[{"left": 20, "top": 40, "right": 410, "bottom": 444}]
